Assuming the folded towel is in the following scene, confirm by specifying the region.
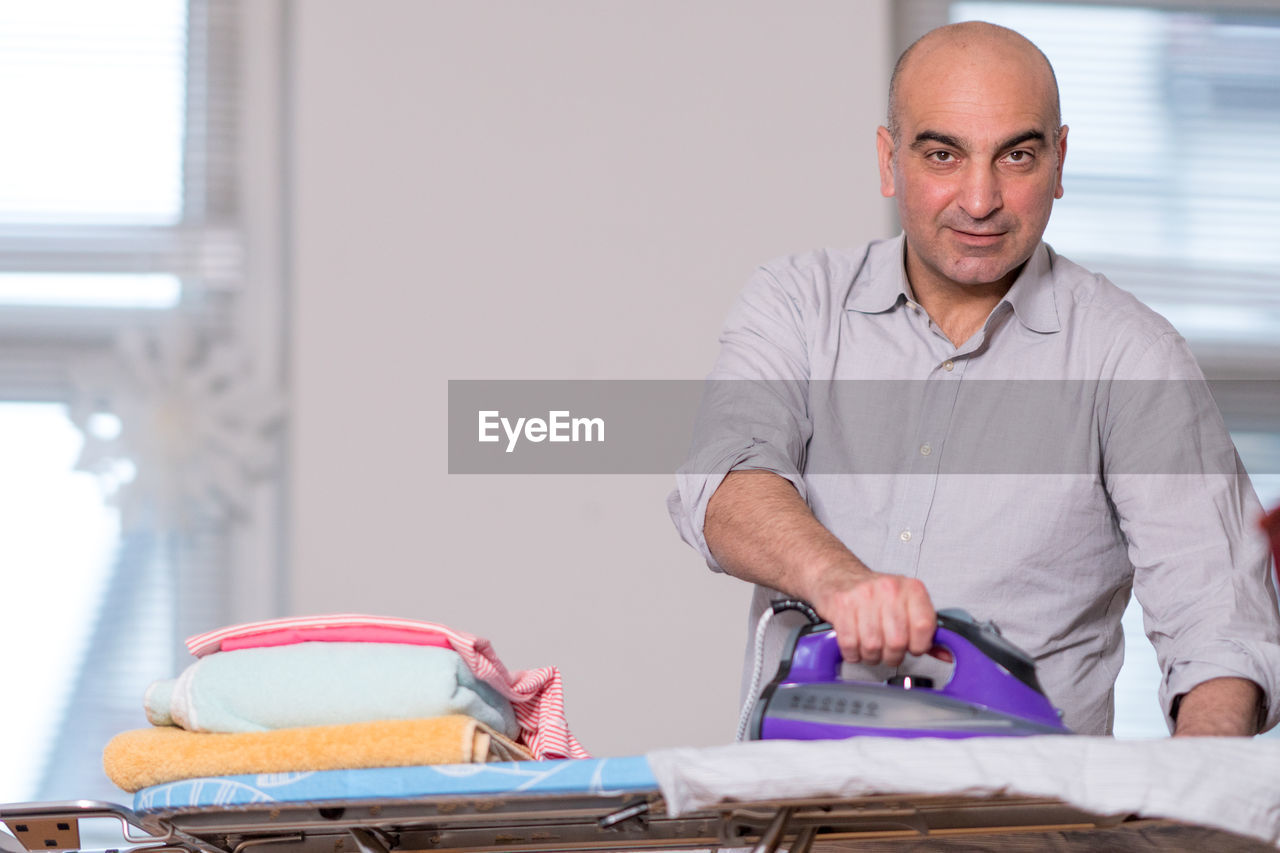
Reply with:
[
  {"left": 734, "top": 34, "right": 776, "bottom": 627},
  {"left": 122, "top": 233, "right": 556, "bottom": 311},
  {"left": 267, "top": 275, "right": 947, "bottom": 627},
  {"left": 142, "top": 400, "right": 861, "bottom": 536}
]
[
  {"left": 186, "top": 615, "right": 589, "bottom": 759},
  {"left": 145, "top": 643, "right": 519, "bottom": 738},
  {"left": 221, "top": 624, "right": 452, "bottom": 653},
  {"left": 187, "top": 615, "right": 453, "bottom": 657},
  {"left": 103, "top": 715, "right": 531, "bottom": 792}
]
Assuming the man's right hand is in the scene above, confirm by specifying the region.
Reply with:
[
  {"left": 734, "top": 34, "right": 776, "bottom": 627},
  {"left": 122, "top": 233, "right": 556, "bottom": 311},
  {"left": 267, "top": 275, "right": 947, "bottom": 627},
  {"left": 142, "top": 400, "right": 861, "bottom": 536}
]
[
  {"left": 705, "top": 470, "right": 938, "bottom": 667},
  {"left": 806, "top": 562, "right": 937, "bottom": 667}
]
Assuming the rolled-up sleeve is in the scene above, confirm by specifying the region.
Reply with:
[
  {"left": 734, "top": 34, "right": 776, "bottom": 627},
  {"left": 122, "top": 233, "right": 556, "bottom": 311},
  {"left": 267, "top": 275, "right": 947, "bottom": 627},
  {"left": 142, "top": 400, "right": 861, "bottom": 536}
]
[
  {"left": 1104, "top": 333, "right": 1280, "bottom": 732},
  {"left": 668, "top": 266, "right": 814, "bottom": 570}
]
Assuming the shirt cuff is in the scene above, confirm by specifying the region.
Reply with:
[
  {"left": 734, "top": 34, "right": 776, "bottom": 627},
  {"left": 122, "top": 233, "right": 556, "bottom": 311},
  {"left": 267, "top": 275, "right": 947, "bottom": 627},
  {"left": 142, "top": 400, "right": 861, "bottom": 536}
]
[
  {"left": 1162, "top": 646, "right": 1278, "bottom": 734},
  {"left": 668, "top": 444, "right": 806, "bottom": 572}
]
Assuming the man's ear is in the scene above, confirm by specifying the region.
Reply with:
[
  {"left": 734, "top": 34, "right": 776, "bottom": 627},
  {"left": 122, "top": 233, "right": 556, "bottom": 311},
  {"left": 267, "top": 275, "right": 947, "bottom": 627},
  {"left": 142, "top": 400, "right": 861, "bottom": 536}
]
[
  {"left": 1054, "top": 124, "right": 1069, "bottom": 200},
  {"left": 876, "top": 126, "right": 896, "bottom": 198}
]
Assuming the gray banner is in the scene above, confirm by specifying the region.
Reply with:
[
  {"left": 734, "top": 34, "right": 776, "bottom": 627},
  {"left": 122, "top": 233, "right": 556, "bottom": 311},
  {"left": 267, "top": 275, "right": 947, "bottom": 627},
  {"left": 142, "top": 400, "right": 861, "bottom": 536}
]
[
  {"left": 448, "top": 379, "right": 1280, "bottom": 475},
  {"left": 448, "top": 380, "right": 704, "bottom": 474}
]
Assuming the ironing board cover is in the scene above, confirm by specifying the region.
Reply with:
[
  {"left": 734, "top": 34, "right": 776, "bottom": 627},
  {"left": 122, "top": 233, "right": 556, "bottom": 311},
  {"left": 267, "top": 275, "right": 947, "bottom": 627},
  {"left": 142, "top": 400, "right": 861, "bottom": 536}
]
[{"left": 133, "top": 757, "right": 655, "bottom": 812}]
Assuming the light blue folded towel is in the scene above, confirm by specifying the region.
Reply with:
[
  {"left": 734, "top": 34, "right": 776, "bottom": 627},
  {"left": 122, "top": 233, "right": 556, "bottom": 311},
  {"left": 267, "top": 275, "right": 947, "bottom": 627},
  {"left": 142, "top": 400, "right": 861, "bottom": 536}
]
[{"left": 145, "top": 643, "right": 518, "bottom": 737}]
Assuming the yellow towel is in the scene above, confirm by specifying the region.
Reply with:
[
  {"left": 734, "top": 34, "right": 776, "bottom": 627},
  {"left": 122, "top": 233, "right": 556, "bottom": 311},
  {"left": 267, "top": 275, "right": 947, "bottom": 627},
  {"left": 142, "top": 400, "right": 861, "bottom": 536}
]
[{"left": 103, "top": 715, "right": 531, "bottom": 792}]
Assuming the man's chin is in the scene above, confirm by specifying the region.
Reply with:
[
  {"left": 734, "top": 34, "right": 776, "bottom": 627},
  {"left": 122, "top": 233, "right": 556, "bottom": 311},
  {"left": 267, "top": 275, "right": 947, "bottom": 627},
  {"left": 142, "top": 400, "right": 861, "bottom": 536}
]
[{"left": 944, "top": 259, "right": 1022, "bottom": 289}]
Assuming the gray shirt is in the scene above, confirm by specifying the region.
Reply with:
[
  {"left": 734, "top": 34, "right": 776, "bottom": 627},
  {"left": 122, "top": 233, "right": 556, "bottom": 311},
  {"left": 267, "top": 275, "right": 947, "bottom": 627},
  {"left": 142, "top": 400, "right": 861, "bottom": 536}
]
[{"left": 669, "top": 234, "right": 1280, "bottom": 735}]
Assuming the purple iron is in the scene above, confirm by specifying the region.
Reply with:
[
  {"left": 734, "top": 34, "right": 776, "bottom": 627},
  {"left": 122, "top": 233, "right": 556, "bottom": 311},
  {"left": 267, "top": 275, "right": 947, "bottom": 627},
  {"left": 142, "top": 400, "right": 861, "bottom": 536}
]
[{"left": 748, "top": 607, "right": 1071, "bottom": 740}]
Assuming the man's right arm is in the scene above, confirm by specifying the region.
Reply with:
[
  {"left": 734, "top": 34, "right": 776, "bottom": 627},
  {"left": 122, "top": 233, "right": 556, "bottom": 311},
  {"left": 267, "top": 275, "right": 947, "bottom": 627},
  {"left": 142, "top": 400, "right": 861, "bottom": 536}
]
[{"left": 704, "top": 468, "right": 936, "bottom": 667}]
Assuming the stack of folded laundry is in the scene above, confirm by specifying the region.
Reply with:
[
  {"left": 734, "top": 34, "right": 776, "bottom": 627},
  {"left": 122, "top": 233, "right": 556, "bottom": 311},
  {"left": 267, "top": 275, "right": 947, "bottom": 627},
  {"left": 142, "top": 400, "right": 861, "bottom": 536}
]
[{"left": 103, "top": 614, "right": 588, "bottom": 792}]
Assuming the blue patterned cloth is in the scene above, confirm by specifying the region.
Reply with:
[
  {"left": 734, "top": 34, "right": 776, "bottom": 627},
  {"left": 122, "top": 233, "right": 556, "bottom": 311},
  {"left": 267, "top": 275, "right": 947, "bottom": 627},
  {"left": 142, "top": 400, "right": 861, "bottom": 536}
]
[{"left": 134, "top": 757, "right": 656, "bottom": 811}]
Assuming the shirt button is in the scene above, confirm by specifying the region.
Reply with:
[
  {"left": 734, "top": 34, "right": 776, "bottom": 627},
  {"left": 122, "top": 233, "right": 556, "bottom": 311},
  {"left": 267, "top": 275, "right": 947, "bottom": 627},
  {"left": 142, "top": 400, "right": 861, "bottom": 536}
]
[
  {"left": 943, "top": 360, "right": 954, "bottom": 372},
  {"left": 920, "top": 443, "right": 932, "bottom": 456},
  {"left": 899, "top": 530, "right": 912, "bottom": 542}
]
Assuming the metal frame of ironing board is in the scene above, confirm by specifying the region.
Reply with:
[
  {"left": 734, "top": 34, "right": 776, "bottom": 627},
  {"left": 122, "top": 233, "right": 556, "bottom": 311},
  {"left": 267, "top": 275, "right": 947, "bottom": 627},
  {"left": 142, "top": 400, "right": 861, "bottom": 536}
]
[{"left": 0, "top": 789, "right": 1127, "bottom": 853}]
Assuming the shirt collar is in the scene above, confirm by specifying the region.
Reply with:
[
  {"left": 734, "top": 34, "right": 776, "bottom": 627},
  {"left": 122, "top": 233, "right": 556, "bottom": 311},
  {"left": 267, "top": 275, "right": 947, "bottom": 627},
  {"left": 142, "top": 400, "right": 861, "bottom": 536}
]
[
  {"left": 1000, "top": 242, "right": 1061, "bottom": 334},
  {"left": 845, "top": 233, "right": 911, "bottom": 314},
  {"left": 846, "top": 233, "right": 1061, "bottom": 334}
]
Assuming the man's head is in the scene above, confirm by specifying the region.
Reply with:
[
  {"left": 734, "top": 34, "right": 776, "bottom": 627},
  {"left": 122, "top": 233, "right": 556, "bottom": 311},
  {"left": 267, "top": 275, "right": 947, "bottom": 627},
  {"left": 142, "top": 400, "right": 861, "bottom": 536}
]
[{"left": 877, "top": 22, "right": 1067, "bottom": 296}]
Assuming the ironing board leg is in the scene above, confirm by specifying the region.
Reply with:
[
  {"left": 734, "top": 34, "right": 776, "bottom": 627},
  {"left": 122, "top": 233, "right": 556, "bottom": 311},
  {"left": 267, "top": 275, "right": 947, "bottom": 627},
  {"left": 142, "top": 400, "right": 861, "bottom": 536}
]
[
  {"left": 788, "top": 826, "right": 816, "bottom": 853},
  {"left": 348, "top": 828, "right": 391, "bottom": 853},
  {"left": 748, "top": 807, "right": 792, "bottom": 853}
]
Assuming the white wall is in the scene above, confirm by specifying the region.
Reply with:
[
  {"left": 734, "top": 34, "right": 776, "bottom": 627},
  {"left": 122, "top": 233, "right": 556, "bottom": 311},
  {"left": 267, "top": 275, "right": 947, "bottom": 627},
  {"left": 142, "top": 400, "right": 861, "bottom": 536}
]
[{"left": 287, "top": 0, "right": 894, "bottom": 755}]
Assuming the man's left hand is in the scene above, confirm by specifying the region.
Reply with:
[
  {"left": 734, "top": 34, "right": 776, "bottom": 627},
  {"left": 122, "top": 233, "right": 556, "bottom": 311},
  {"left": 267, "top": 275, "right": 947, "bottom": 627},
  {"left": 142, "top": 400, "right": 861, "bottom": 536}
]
[{"left": 1172, "top": 677, "right": 1264, "bottom": 736}]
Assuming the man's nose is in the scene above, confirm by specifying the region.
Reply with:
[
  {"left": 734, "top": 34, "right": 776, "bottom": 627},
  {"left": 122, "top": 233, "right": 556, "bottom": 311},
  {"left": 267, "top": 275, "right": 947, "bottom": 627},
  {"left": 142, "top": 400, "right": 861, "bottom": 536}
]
[{"left": 957, "top": 165, "right": 1002, "bottom": 220}]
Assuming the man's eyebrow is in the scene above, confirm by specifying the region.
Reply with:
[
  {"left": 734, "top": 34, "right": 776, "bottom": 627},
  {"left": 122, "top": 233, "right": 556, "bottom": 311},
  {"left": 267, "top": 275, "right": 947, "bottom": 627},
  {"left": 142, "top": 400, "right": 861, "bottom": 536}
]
[
  {"left": 908, "top": 129, "right": 1048, "bottom": 152},
  {"left": 910, "top": 130, "right": 962, "bottom": 150},
  {"left": 998, "top": 130, "right": 1047, "bottom": 150}
]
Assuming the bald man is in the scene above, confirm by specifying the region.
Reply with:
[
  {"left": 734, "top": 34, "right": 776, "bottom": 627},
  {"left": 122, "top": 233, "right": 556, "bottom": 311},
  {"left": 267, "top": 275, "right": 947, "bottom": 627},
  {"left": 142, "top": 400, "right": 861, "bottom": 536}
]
[{"left": 670, "top": 23, "right": 1280, "bottom": 737}]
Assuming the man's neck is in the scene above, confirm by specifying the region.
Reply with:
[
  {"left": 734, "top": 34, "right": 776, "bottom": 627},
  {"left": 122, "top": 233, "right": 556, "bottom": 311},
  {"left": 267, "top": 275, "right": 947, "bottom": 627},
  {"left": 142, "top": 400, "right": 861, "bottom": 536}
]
[{"left": 905, "top": 254, "right": 1022, "bottom": 348}]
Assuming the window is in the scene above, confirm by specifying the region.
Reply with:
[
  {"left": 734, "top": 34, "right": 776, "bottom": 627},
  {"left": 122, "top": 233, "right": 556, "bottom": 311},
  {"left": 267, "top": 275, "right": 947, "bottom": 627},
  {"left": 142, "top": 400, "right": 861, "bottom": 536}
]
[
  {"left": 897, "top": 0, "right": 1280, "bottom": 737},
  {"left": 0, "top": 404, "right": 120, "bottom": 802},
  {"left": 0, "top": 0, "right": 285, "bottom": 802}
]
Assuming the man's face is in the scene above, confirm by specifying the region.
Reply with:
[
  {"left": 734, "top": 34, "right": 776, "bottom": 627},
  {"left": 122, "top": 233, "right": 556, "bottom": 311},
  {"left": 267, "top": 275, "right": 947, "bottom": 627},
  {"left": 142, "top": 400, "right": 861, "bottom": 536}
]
[{"left": 876, "top": 44, "right": 1067, "bottom": 294}]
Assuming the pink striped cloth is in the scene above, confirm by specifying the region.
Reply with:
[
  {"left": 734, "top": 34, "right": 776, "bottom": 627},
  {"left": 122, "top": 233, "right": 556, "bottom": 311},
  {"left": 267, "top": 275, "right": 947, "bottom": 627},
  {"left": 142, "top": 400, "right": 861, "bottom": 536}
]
[{"left": 186, "top": 614, "right": 589, "bottom": 760}]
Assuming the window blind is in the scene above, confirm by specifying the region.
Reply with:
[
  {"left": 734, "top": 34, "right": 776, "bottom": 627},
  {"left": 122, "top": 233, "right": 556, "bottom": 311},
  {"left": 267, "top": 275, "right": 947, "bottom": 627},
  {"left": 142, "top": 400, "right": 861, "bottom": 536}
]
[
  {"left": 0, "top": 0, "right": 241, "bottom": 317},
  {"left": 0, "top": 0, "right": 252, "bottom": 803}
]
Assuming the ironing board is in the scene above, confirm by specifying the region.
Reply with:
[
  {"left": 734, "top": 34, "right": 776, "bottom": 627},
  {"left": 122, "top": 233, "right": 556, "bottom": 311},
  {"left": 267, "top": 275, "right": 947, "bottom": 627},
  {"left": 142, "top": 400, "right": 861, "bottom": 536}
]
[{"left": 3, "top": 738, "right": 1278, "bottom": 852}]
